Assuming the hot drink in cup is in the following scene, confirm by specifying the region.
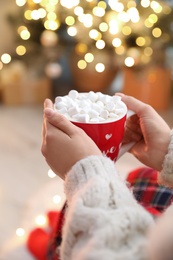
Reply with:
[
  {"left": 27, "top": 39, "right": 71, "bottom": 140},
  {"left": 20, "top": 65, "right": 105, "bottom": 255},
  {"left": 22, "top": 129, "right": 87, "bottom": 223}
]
[{"left": 54, "top": 90, "right": 127, "bottom": 161}]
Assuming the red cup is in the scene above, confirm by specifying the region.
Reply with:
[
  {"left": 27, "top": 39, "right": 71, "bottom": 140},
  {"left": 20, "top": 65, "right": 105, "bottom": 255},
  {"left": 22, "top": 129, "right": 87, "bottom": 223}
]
[{"left": 71, "top": 102, "right": 127, "bottom": 161}]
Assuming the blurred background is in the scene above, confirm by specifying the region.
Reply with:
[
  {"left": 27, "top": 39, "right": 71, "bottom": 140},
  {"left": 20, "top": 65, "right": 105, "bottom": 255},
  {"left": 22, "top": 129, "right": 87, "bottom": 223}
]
[{"left": 0, "top": 0, "right": 173, "bottom": 259}]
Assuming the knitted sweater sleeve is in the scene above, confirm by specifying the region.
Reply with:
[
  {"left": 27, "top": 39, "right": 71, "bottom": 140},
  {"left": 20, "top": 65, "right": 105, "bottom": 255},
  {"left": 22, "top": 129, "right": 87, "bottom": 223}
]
[
  {"left": 60, "top": 156, "right": 153, "bottom": 260},
  {"left": 158, "top": 129, "right": 173, "bottom": 187}
]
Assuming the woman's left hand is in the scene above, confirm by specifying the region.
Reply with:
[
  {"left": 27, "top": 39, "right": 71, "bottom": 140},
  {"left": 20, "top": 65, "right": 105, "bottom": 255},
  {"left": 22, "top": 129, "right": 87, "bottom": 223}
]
[{"left": 41, "top": 99, "right": 101, "bottom": 179}]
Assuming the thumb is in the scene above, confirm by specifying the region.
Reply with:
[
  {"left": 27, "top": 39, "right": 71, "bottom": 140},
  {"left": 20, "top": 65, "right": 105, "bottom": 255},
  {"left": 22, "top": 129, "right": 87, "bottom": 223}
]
[
  {"left": 44, "top": 98, "right": 54, "bottom": 109},
  {"left": 44, "top": 108, "right": 77, "bottom": 137},
  {"left": 116, "top": 93, "right": 146, "bottom": 116}
]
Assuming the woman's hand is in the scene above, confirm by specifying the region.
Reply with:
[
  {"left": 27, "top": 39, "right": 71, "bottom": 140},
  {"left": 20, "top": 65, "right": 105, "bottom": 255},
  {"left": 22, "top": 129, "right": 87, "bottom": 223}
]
[
  {"left": 118, "top": 94, "right": 171, "bottom": 171},
  {"left": 41, "top": 99, "right": 101, "bottom": 179}
]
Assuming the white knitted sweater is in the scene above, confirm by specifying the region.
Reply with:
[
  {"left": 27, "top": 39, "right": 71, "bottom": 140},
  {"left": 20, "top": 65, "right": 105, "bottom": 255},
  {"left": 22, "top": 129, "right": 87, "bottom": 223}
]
[
  {"left": 159, "top": 129, "right": 173, "bottom": 187},
  {"left": 60, "top": 156, "right": 154, "bottom": 260}
]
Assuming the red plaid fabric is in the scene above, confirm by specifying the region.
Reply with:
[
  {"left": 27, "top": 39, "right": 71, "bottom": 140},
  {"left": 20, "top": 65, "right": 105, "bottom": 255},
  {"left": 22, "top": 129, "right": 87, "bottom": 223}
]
[{"left": 127, "top": 167, "right": 173, "bottom": 216}]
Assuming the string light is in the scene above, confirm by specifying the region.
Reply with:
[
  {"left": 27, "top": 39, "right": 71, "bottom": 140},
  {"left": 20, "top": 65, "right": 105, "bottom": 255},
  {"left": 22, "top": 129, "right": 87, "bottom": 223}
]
[
  {"left": 95, "top": 63, "right": 105, "bottom": 73},
  {"left": 48, "top": 169, "right": 56, "bottom": 178},
  {"left": 1, "top": 0, "right": 172, "bottom": 71},
  {"left": 35, "top": 214, "right": 48, "bottom": 227},
  {"left": 125, "top": 57, "right": 135, "bottom": 67},
  {"left": 53, "top": 195, "right": 62, "bottom": 204},
  {"left": 1, "top": 53, "right": 11, "bottom": 64},
  {"left": 16, "top": 45, "right": 26, "bottom": 55},
  {"left": 16, "top": 228, "right": 25, "bottom": 237}
]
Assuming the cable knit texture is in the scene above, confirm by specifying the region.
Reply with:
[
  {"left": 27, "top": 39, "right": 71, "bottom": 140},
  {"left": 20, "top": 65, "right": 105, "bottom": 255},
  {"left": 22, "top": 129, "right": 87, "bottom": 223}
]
[
  {"left": 159, "top": 129, "right": 173, "bottom": 187},
  {"left": 60, "top": 156, "right": 154, "bottom": 260}
]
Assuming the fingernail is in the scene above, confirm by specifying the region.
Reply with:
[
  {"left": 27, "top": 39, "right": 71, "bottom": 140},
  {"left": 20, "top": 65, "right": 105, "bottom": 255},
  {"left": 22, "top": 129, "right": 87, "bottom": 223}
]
[
  {"left": 116, "top": 92, "right": 125, "bottom": 96},
  {"left": 44, "top": 108, "right": 54, "bottom": 118}
]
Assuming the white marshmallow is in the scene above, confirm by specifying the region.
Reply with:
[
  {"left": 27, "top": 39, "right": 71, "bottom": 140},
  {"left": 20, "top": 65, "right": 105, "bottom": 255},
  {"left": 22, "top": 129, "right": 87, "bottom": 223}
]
[
  {"left": 68, "top": 89, "right": 79, "bottom": 99},
  {"left": 68, "top": 106, "right": 80, "bottom": 116},
  {"left": 96, "top": 100, "right": 104, "bottom": 108},
  {"left": 88, "top": 109, "right": 99, "bottom": 118},
  {"left": 78, "top": 99, "right": 92, "bottom": 109},
  {"left": 54, "top": 101, "right": 66, "bottom": 110},
  {"left": 92, "top": 103, "right": 102, "bottom": 113},
  {"left": 88, "top": 91, "right": 98, "bottom": 102},
  {"left": 97, "top": 117, "right": 105, "bottom": 122},
  {"left": 112, "top": 95, "right": 122, "bottom": 103},
  {"left": 54, "top": 90, "right": 126, "bottom": 123},
  {"left": 105, "top": 101, "right": 115, "bottom": 112},
  {"left": 114, "top": 108, "right": 125, "bottom": 115},
  {"left": 99, "top": 94, "right": 111, "bottom": 104},
  {"left": 100, "top": 110, "right": 109, "bottom": 119},
  {"left": 109, "top": 112, "right": 119, "bottom": 118},
  {"left": 72, "top": 113, "right": 90, "bottom": 123},
  {"left": 55, "top": 96, "right": 64, "bottom": 103},
  {"left": 58, "top": 107, "right": 67, "bottom": 115},
  {"left": 90, "top": 118, "right": 100, "bottom": 123}
]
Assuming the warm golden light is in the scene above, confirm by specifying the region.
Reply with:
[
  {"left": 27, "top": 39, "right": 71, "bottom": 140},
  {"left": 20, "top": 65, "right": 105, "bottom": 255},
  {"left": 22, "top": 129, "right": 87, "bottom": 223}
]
[
  {"left": 48, "top": 169, "right": 56, "bottom": 178},
  {"left": 99, "top": 22, "right": 108, "bottom": 32},
  {"left": 150, "top": 1, "right": 162, "bottom": 13},
  {"left": 115, "top": 46, "right": 125, "bottom": 55},
  {"left": 144, "top": 19, "right": 154, "bottom": 28},
  {"left": 75, "top": 43, "right": 88, "bottom": 54},
  {"left": 33, "top": 0, "right": 41, "bottom": 3},
  {"left": 17, "top": 26, "right": 27, "bottom": 34},
  {"left": 141, "top": 0, "right": 150, "bottom": 8},
  {"left": 31, "top": 10, "right": 40, "bottom": 20},
  {"left": 125, "top": 57, "right": 135, "bottom": 67},
  {"left": 35, "top": 215, "right": 48, "bottom": 227},
  {"left": 152, "top": 27, "right": 162, "bottom": 38},
  {"left": 95, "top": 63, "right": 105, "bottom": 72},
  {"left": 89, "top": 29, "right": 99, "bottom": 39},
  {"left": 16, "top": 0, "right": 26, "bottom": 7},
  {"left": 39, "top": 8, "right": 47, "bottom": 19},
  {"left": 20, "top": 29, "right": 30, "bottom": 40},
  {"left": 148, "top": 14, "right": 158, "bottom": 24},
  {"left": 109, "top": 19, "right": 119, "bottom": 35},
  {"left": 77, "top": 60, "right": 87, "bottom": 69},
  {"left": 6, "top": 0, "right": 173, "bottom": 73},
  {"left": 1, "top": 53, "right": 11, "bottom": 64},
  {"left": 53, "top": 195, "right": 62, "bottom": 204},
  {"left": 65, "top": 16, "right": 75, "bottom": 26},
  {"left": 16, "top": 45, "right": 26, "bottom": 56},
  {"left": 47, "top": 12, "right": 57, "bottom": 21},
  {"left": 112, "top": 38, "right": 122, "bottom": 47},
  {"left": 98, "top": 1, "right": 107, "bottom": 9},
  {"left": 84, "top": 53, "right": 94, "bottom": 63},
  {"left": 144, "top": 47, "right": 153, "bottom": 56},
  {"left": 74, "top": 6, "right": 84, "bottom": 16},
  {"left": 44, "top": 20, "right": 60, "bottom": 30},
  {"left": 24, "top": 10, "right": 32, "bottom": 20},
  {"left": 93, "top": 7, "right": 105, "bottom": 17},
  {"left": 16, "top": 228, "right": 25, "bottom": 237},
  {"left": 67, "top": 26, "right": 77, "bottom": 36},
  {"left": 108, "top": 0, "right": 124, "bottom": 12},
  {"left": 96, "top": 39, "right": 105, "bottom": 49},
  {"left": 128, "top": 7, "right": 139, "bottom": 23},
  {"left": 136, "top": 37, "right": 146, "bottom": 47},
  {"left": 60, "top": 0, "right": 80, "bottom": 9},
  {"left": 122, "top": 26, "right": 132, "bottom": 36}
]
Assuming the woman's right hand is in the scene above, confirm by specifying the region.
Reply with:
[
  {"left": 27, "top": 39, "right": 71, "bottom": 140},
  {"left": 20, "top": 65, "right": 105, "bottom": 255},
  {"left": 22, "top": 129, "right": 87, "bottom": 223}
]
[{"left": 117, "top": 94, "right": 171, "bottom": 171}]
